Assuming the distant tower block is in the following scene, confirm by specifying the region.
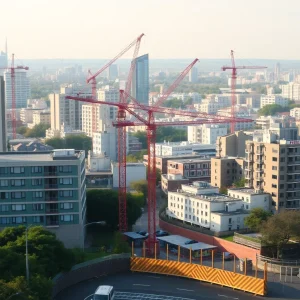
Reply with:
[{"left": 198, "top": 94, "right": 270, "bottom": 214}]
[{"left": 189, "top": 66, "right": 198, "bottom": 83}]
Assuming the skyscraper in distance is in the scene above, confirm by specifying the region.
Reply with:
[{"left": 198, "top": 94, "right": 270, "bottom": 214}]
[
  {"left": 189, "top": 66, "right": 198, "bottom": 83},
  {"left": 108, "top": 64, "right": 118, "bottom": 81},
  {"left": 131, "top": 54, "right": 149, "bottom": 104},
  {"left": 0, "top": 51, "right": 7, "bottom": 69},
  {"left": 0, "top": 76, "right": 6, "bottom": 151}
]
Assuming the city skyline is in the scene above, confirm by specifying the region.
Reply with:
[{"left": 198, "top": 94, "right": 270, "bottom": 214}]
[{"left": 0, "top": 0, "right": 300, "bottom": 60}]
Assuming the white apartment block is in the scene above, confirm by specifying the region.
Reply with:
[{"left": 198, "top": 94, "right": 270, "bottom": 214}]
[
  {"left": 27, "top": 99, "right": 48, "bottom": 109},
  {"left": 260, "top": 95, "right": 288, "bottom": 108},
  {"left": 198, "top": 100, "right": 221, "bottom": 114},
  {"left": 155, "top": 141, "right": 216, "bottom": 157},
  {"left": 4, "top": 70, "right": 30, "bottom": 109},
  {"left": 188, "top": 124, "right": 227, "bottom": 144},
  {"left": 280, "top": 83, "right": 300, "bottom": 102},
  {"left": 290, "top": 107, "right": 300, "bottom": 119},
  {"left": 166, "top": 182, "right": 271, "bottom": 232}
]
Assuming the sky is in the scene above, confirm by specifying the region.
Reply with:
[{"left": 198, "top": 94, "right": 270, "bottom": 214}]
[{"left": 0, "top": 0, "right": 299, "bottom": 60}]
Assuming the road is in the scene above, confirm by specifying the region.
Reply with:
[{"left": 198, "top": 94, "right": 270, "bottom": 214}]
[{"left": 54, "top": 272, "right": 262, "bottom": 300}]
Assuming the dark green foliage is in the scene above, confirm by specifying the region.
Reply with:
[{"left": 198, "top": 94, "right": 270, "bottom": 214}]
[
  {"left": 126, "top": 149, "right": 147, "bottom": 162},
  {"left": 258, "top": 104, "right": 289, "bottom": 116},
  {"left": 16, "top": 124, "right": 50, "bottom": 138},
  {"left": 86, "top": 189, "right": 142, "bottom": 230},
  {"left": 244, "top": 208, "right": 272, "bottom": 232}
]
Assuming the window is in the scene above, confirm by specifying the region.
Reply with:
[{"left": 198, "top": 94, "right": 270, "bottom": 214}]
[
  {"left": 12, "top": 204, "right": 26, "bottom": 211},
  {"left": 60, "top": 215, "right": 74, "bottom": 222},
  {"left": 11, "top": 179, "right": 25, "bottom": 186},
  {"left": 32, "top": 204, "right": 43, "bottom": 211},
  {"left": 272, "top": 175, "right": 277, "bottom": 179},
  {"left": 229, "top": 218, "right": 232, "bottom": 224},
  {"left": 272, "top": 184, "right": 277, "bottom": 188},
  {"left": 0, "top": 167, "right": 8, "bottom": 174},
  {"left": 10, "top": 167, "right": 24, "bottom": 174},
  {"left": 11, "top": 192, "right": 25, "bottom": 199},
  {"left": 59, "top": 178, "right": 73, "bottom": 185},
  {"left": 0, "top": 192, "right": 8, "bottom": 199},
  {"left": 280, "top": 166, "right": 285, "bottom": 171},
  {"left": 205, "top": 212, "right": 207, "bottom": 216},
  {"left": 34, "top": 191, "right": 43, "bottom": 198},
  {"left": 281, "top": 149, "right": 285, "bottom": 154},
  {"left": 0, "top": 205, "right": 9, "bottom": 212},
  {"left": 32, "top": 179, "right": 42, "bottom": 186},
  {"left": 272, "top": 157, "right": 278, "bottom": 162},
  {"left": 280, "top": 157, "right": 285, "bottom": 162},
  {"left": 31, "top": 166, "right": 42, "bottom": 173},
  {"left": 0, "top": 180, "right": 8, "bottom": 187},
  {"left": 12, "top": 217, "right": 26, "bottom": 224},
  {"left": 0, "top": 217, "right": 9, "bottom": 224},
  {"left": 59, "top": 166, "right": 72, "bottom": 173},
  {"left": 272, "top": 166, "right": 277, "bottom": 171},
  {"left": 280, "top": 184, "right": 285, "bottom": 189},
  {"left": 280, "top": 175, "right": 285, "bottom": 180},
  {"left": 33, "top": 216, "right": 44, "bottom": 223}
]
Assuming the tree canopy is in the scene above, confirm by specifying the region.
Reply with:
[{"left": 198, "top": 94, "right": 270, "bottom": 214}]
[
  {"left": 0, "top": 226, "right": 76, "bottom": 299},
  {"left": 258, "top": 104, "right": 289, "bottom": 116},
  {"left": 232, "top": 177, "right": 246, "bottom": 188},
  {"left": 86, "top": 189, "right": 142, "bottom": 230},
  {"left": 45, "top": 135, "right": 92, "bottom": 154},
  {"left": 260, "top": 210, "right": 300, "bottom": 258},
  {"left": 130, "top": 180, "right": 148, "bottom": 200},
  {"left": 244, "top": 208, "right": 272, "bottom": 232},
  {"left": 17, "top": 124, "right": 50, "bottom": 138},
  {"left": 126, "top": 150, "right": 147, "bottom": 162}
]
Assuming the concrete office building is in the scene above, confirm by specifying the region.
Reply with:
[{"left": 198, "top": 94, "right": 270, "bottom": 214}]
[
  {"left": 280, "top": 83, "right": 300, "bottom": 103},
  {"left": 211, "top": 157, "right": 245, "bottom": 188},
  {"left": 4, "top": 70, "right": 30, "bottom": 109},
  {"left": 131, "top": 54, "right": 149, "bottom": 104},
  {"left": 0, "top": 76, "right": 6, "bottom": 151},
  {"left": 46, "top": 85, "right": 91, "bottom": 139},
  {"left": 216, "top": 131, "right": 253, "bottom": 158},
  {"left": 0, "top": 149, "right": 86, "bottom": 248},
  {"left": 28, "top": 110, "right": 51, "bottom": 128},
  {"left": 188, "top": 124, "right": 227, "bottom": 144},
  {"left": 245, "top": 138, "right": 300, "bottom": 211},
  {"left": 0, "top": 51, "right": 7, "bottom": 69},
  {"left": 189, "top": 66, "right": 198, "bottom": 83},
  {"left": 260, "top": 95, "right": 288, "bottom": 108}
]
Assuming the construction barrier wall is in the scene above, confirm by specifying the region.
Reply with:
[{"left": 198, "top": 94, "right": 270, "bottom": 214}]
[{"left": 131, "top": 257, "right": 267, "bottom": 296}]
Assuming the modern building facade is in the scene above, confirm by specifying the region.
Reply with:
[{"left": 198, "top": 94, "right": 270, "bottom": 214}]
[
  {"left": 188, "top": 124, "right": 227, "bottom": 145},
  {"left": 189, "top": 66, "right": 198, "bottom": 83},
  {"left": 280, "top": 83, "right": 300, "bottom": 103},
  {"left": 131, "top": 54, "right": 149, "bottom": 104},
  {"left": 108, "top": 64, "right": 118, "bottom": 81},
  {"left": 0, "top": 150, "right": 86, "bottom": 248},
  {"left": 0, "top": 76, "right": 6, "bottom": 152},
  {"left": 4, "top": 70, "right": 30, "bottom": 109},
  {"left": 260, "top": 95, "right": 288, "bottom": 108}
]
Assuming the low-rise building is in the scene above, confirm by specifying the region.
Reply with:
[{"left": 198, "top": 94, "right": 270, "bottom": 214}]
[
  {"left": 260, "top": 95, "right": 288, "bottom": 108},
  {"left": 166, "top": 181, "right": 270, "bottom": 232}
]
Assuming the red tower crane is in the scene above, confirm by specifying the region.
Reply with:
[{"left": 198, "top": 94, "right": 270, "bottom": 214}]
[
  {"left": 67, "top": 60, "right": 253, "bottom": 255},
  {"left": 222, "top": 50, "right": 267, "bottom": 133},
  {"left": 0, "top": 54, "right": 29, "bottom": 139},
  {"left": 86, "top": 34, "right": 144, "bottom": 134}
]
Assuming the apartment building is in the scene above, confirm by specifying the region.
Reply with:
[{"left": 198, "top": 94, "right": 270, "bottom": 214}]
[
  {"left": 0, "top": 150, "right": 86, "bottom": 248},
  {"left": 187, "top": 124, "right": 227, "bottom": 144},
  {"left": 211, "top": 157, "right": 245, "bottom": 188},
  {"left": 260, "top": 95, "right": 288, "bottom": 108},
  {"left": 245, "top": 139, "right": 300, "bottom": 211},
  {"left": 290, "top": 107, "right": 300, "bottom": 119},
  {"left": 166, "top": 181, "right": 270, "bottom": 232},
  {"left": 216, "top": 131, "right": 253, "bottom": 158},
  {"left": 280, "top": 83, "right": 300, "bottom": 103}
]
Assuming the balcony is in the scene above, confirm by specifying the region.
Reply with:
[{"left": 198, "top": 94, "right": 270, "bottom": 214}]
[
  {"left": 46, "top": 209, "right": 59, "bottom": 214},
  {"left": 44, "top": 171, "right": 57, "bottom": 176},
  {"left": 46, "top": 220, "right": 59, "bottom": 227},
  {"left": 45, "top": 197, "right": 58, "bottom": 201},
  {"left": 44, "top": 184, "right": 58, "bottom": 189}
]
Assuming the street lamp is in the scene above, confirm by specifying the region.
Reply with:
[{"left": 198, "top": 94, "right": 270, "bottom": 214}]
[
  {"left": 82, "top": 221, "right": 106, "bottom": 251},
  {"left": 25, "top": 224, "right": 34, "bottom": 283}
]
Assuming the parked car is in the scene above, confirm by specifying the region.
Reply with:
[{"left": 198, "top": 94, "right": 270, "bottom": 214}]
[
  {"left": 184, "top": 239, "right": 198, "bottom": 245},
  {"left": 156, "top": 230, "right": 169, "bottom": 237},
  {"left": 136, "top": 230, "right": 149, "bottom": 238},
  {"left": 224, "top": 252, "right": 234, "bottom": 261}
]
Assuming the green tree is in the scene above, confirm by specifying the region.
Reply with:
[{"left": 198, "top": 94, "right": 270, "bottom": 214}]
[
  {"left": 244, "top": 208, "right": 272, "bottom": 232},
  {"left": 132, "top": 131, "right": 147, "bottom": 149},
  {"left": 112, "top": 232, "right": 130, "bottom": 254},
  {"left": 258, "top": 104, "right": 288, "bottom": 116},
  {"left": 126, "top": 150, "right": 147, "bottom": 162},
  {"left": 16, "top": 126, "right": 28, "bottom": 135},
  {"left": 24, "top": 124, "right": 50, "bottom": 138},
  {"left": 86, "top": 189, "right": 142, "bottom": 230},
  {"left": 219, "top": 186, "right": 228, "bottom": 194},
  {"left": 233, "top": 177, "right": 246, "bottom": 188},
  {"left": 130, "top": 180, "right": 148, "bottom": 199},
  {"left": 260, "top": 210, "right": 300, "bottom": 258}
]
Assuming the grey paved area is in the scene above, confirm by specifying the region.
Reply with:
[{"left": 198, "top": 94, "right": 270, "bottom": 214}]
[{"left": 114, "top": 291, "right": 195, "bottom": 300}]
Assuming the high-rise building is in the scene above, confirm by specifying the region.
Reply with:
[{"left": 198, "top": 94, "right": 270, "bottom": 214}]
[
  {"left": 0, "top": 51, "right": 7, "bottom": 69},
  {"left": 47, "top": 85, "right": 91, "bottom": 138},
  {"left": 260, "top": 95, "right": 288, "bottom": 108},
  {"left": 188, "top": 124, "right": 227, "bottom": 144},
  {"left": 0, "top": 76, "right": 6, "bottom": 151},
  {"left": 131, "top": 54, "right": 149, "bottom": 104},
  {"left": 108, "top": 64, "right": 118, "bottom": 81},
  {"left": 189, "top": 66, "right": 198, "bottom": 83},
  {"left": 0, "top": 149, "right": 86, "bottom": 248},
  {"left": 274, "top": 62, "right": 281, "bottom": 83},
  {"left": 4, "top": 70, "right": 30, "bottom": 109},
  {"left": 280, "top": 83, "right": 300, "bottom": 103}
]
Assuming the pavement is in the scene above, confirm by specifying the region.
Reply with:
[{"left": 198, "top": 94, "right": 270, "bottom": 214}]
[{"left": 54, "top": 272, "right": 262, "bottom": 300}]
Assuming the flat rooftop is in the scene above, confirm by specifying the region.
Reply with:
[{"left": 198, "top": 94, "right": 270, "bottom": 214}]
[
  {"left": 228, "top": 188, "right": 269, "bottom": 195},
  {"left": 169, "top": 158, "right": 211, "bottom": 163},
  {"left": 157, "top": 235, "right": 216, "bottom": 251},
  {"left": 0, "top": 150, "right": 83, "bottom": 163},
  {"left": 169, "top": 190, "right": 240, "bottom": 203}
]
